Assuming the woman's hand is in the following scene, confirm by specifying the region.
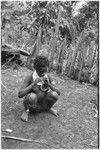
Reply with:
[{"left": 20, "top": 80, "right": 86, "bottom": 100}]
[
  {"left": 43, "top": 77, "right": 49, "bottom": 85},
  {"left": 34, "top": 78, "right": 42, "bottom": 85}
]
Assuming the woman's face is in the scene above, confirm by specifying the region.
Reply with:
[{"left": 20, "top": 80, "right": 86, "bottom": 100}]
[{"left": 37, "top": 67, "right": 48, "bottom": 77}]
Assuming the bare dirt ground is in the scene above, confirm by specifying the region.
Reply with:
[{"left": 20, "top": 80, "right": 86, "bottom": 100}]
[{"left": 1, "top": 67, "right": 98, "bottom": 149}]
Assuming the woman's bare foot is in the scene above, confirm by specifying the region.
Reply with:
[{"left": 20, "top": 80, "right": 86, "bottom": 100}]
[
  {"left": 48, "top": 108, "right": 58, "bottom": 117},
  {"left": 21, "top": 110, "right": 29, "bottom": 122}
]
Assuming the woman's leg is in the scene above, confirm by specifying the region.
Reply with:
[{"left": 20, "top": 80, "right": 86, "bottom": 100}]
[
  {"left": 46, "top": 91, "right": 59, "bottom": 110},
  {"left": 21, "top": 93, "right": 37, "bottom": 122},
  {"left": 23, "top": 93, "right": 38, "bottom": 110},
  {"left": 47, "top": 91, "right": 59, "bottom": 116}
]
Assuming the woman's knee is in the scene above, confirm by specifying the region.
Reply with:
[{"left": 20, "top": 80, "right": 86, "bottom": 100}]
[
  {"left": 51, "top": 91, "right": 59, "bottom": 100},
  {"left": 24, "top": 93, "right": 37, "bottom": 105},
  {"left": 37, "top": 91, "right": 46, "bottom": 101}
]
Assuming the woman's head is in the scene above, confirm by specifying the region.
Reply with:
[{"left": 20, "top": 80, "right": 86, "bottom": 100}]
[{"left": 34, "top": 55, "right": 49, "bottom": 76}]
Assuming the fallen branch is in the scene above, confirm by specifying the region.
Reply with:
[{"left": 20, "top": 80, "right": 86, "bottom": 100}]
[
  {"left": 20, "top": 50, "right": 30, "bottom": 56},
  {"left": 2, "top": 135, "right": 34, "bottom": 142},
  {"left": 1, "top": 55, "right": 15, "bottom": 69},
  {"left": 1, "top": 82, "right": 8, "bottom": 91},
  {"left": 2, "top": 135, "right": 48, "bottom": 144}
]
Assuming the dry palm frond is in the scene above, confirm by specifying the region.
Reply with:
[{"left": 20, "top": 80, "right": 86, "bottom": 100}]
[
  {"left": 63, "top": 19, "right": 76, "bottom": 44},
  {"left": 68, "top": 28, "right": 96, "bottom": 77}
]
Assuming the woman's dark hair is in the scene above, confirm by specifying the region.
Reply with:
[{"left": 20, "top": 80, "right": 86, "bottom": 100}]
[{"left": 34, "top": 55, "right": 49, "bottom": 70}]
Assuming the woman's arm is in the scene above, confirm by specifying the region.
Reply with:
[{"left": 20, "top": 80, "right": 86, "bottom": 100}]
[
  {"left": 18, "top": 74, "right": 43, "bottom": 98},
  {"left": 48, "top": 83, "right": 60, "bottom": 95},
  {"left": 47, "top": 75, "right": 60, "bottom": 95},
  {"left": 18, "top": 75, "right": 34, "bottom": 98}
]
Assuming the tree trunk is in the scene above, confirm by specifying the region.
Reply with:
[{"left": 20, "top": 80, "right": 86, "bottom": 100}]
[
  {"left": 67, "top": 44, "right": 77, "bottom": 76},
  {"left": 90, "top": 43, "right": 97, "bottom": 69},
  {"left": 26, "top": 42, "right": 37, "bottom": 70},
  {"left": 56, "top": 44, "right": 63, "bottom": 74},
  {"left": 87, "top": 41, "right": 94, "bottom": 67},
  {"left": 56, "top": 36, "right": 66, "bottom": 74},
  {"left": 76, "top": 51, "right": 81, "bottom": 70},
  {"left": 65, "top": 46, "right": 73, "bottom": 74},
  {"left": 26, "top": 26, "right": 42, "bottom": 70},
  {"left": 36, "top": 26, "right": 42, "bottom": 56},
  {"left": 49, "top": 5, "right": 62, "bottom": 70},
  {"left": 78, "top": 54, "right": 84, "bottom": 81},
  {"left": 68, "top": 30, "right": 85, "bottom": 77},
  {"left": 4, "top": 24, "right": 8, "bottom": 44},
  {"left": 78, "top": 42, "right": 85, "bottom": 81}
]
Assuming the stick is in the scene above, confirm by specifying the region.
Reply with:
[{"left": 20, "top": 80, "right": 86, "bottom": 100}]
[
  {"left": 2, "top": 135, "right": 48, "bottom": 144},
  {"left": 1, "top": 82, "right": 13, "bottom": 92},
  {"left": 2, "top": 55, "right": 15, "bottom": 69},
  {"left": 1, "top": 82, "right": 8, "bottom": 91},
  {"left": 20, "top": 50, "right": 30, "bottom": 56},
  {"left": 2, "top": 135, "right": 34, "bottom": 142}
]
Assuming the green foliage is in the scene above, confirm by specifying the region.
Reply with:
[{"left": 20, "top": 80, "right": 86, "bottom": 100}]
[
  {"left": 80, "top": 1, "right": 99, "bottom": 19},
  {"left": 1, "top": 1, "right": 98, "bottom": 86},
  {"left": 74, "top": 1, "right": 99, "bottom": 31}
]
